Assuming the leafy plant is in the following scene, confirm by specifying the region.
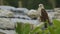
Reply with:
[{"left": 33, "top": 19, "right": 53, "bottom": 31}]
[
  {"left": 15, "top": 20, "right": 60, "bottom": 34},
  {"left": 15, "top": 22, "right": 31, "bottom": 34}
]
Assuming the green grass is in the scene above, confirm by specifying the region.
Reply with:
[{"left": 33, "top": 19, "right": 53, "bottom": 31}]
[
  {"left": 15, "top": 20, "right": 60, "bottom": 34},
  {"left": 52, "top": 19, "right": 60, "bottom": 34}
]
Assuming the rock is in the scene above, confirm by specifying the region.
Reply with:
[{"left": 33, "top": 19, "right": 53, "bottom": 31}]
[
  {"left": 0, "top": 18, "right": 15, "bottom": 30},
  {"left": 0, "top": 9, "right": 14, "bottom": 17},
  {"left": 0, "top": 32, "right": 5, "bottom": 34},
  {"left": 0, "top": 29, "right": 15, "bottom": 34},
  {"left": 54, "top": 8, "right": 60, "bottom": 19},
  {"left": 27, "top": 9, "right": 38, "bottom": 19},
  {"left": 15, "top": 8, "right": 29, "bottom": 14},
  {"left": 0, "top": 6, "right": 16, "bottom": 11},
  {"left": 0, "top": 9, "right": 15, "bottom": 29}
]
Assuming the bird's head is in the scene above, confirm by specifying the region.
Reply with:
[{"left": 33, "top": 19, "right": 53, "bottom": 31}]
[{"left": 39, "top": 4, "right": 44, "bottom": 9}]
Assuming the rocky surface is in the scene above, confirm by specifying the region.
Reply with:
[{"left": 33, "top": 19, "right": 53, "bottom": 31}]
[
  {"left": 54, "top": 8, "right": 60, "bottom": 19},
  {"left": 0, "top": 6, "right": 55, "bottom": 34},
  {"left": 0, "top": 9, "right": 40, "bottom": 34},
  {"left": 0, "top": 9, "right": 14, "bottom": 17},
  {"left": 0, "top": 29, "right": 15, "bottom": 34},
  {"left": 0, "top": 18, "right": 15, "bottom": 30},
  {"left": 0, "top": 9, "right": 15, "bottom": 30}
]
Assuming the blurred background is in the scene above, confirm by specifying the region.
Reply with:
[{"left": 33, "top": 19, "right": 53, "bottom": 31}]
[
  {"left": 0, "top": 0, "right": 60, "bottom": 34},
  {"left": 0, "top": 0, "right": 60, "bottom": 9}
]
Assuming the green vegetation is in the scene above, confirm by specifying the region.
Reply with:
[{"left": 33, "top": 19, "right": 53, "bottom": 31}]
[
  {"left": 1, "top": 0, "right": 60, "bottom": 9},
  {"left": 15, "top": 20, "right": 60, "bottom": 34},
  {"left": 16, "top": 22, "right": 32, "bottom": 34}
]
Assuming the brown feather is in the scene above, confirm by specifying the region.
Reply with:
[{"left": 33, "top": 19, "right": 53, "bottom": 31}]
[
  {"left": 40, "top": 9, "right": 50, "bottom": 28},
  {"left": 40, "top": 9, "right": 50, "bottom": 23}
]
